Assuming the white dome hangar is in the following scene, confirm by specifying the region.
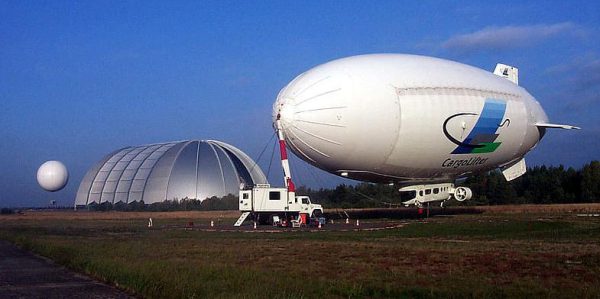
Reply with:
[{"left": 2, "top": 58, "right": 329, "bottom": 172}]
[{"left": 75, "top": 140, "right": 267, "bottom": 206}]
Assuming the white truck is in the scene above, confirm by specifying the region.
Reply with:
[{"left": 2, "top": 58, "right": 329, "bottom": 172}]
[
  {"left": 235, "top": 184, "right": 323, "bottom": 226},
  {"left": 234, "top": 113, "right": 324, "bottom": 227}
]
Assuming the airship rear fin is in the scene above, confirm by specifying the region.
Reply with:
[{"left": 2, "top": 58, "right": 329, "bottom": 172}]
[
  {"left": 494, "top": 63, "right": 519, "bottom": 85},
  {"left": 502, "top": 157, "right": 527, "bottom": 181},
  {"left": 535, "top": 123, "right": 581, "bottom": 130}
]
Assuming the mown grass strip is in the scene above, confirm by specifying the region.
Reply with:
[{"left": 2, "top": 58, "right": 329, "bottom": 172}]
[{"left": 1, "top": 211, "right": 600, "bottom": 298}]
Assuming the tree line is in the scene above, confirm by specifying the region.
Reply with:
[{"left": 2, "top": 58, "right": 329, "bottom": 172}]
[
  {"left": 464, "top": 160, "right": 600, "bottom": 205},
  {"left": 299, "top": 160, "right": 600, "bottom": 208},
  {"left": 74, "top": 160, "right": 600, "bottom": 211},
  {"left": 83, "top": 194, "right": 238, "bottom": 212}
]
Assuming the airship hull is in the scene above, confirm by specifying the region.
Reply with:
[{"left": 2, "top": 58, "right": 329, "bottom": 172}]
[{"left": 273, "top": 54, "right": 549, "bottom": 184}]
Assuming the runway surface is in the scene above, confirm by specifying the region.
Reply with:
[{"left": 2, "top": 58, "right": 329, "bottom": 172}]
[{"left": 0, "top": 240, "right": 132, "bottom": 299}]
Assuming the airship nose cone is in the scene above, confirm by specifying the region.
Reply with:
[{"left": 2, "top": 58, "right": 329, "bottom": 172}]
[
  {"left": 273, "top": 58, "right": 406, "bottom": 178},
  {"left": 272, "top": 71, "right": 350, "bottom": 166},
  {"left": 277, "top": 98, "right": 296, "bottom": 124}
]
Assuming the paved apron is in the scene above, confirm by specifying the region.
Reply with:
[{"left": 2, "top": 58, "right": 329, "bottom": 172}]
[{"left": 0, "top": 240, "right": 133, "bottom": 298}]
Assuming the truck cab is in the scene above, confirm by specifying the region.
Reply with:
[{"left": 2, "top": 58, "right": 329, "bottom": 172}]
[{"left": 294, "top": 196, "right": 323, "bottom": 217}]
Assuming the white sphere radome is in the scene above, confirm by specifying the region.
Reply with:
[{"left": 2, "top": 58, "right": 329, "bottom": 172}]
[{"left": 37, "top": 160, "right": 69, "bottom": 192}]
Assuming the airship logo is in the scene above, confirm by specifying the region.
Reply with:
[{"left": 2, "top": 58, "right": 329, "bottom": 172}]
[{"left": 443, "top": 98, "right": 508, "bottom": 154}]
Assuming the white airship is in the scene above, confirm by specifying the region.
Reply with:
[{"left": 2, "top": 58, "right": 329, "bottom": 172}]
[{"left": 273, "top": 54, "right": 579, "bottom": 206}]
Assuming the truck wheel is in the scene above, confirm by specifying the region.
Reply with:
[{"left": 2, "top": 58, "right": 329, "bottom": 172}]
[{"left": 312, "top": 209, "right": 323, "bottom": 218}]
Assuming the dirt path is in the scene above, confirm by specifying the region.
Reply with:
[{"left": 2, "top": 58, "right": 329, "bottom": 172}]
[{"left": 0, "top": 240, "right": 132, "bottom": 299}]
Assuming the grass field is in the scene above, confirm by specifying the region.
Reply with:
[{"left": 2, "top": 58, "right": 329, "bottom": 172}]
[{"left": 1, "top": 204, "right": 600, "bottom": 298}]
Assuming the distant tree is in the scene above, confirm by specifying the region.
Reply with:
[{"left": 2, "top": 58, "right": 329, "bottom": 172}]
[
  {"left": 463, "top": 173, "right": 489, "bottom": 205},
  {"left": 562, "top": 166, "right": 581, "bottom": 202},
  {"left": 581, "top": 161, "right": 600, "bottom": 201},
  {"left": 114, "top": 201, "right": 127, "bottom": 211},
  {"left": 199, "top": 194, "right": 238, "bottom": 210},
  {"left": 1, "top": 208, "right": 14, "bottom": 215},
  {"left": 96, "top": 201, "right": 113, "bottom": 211}
]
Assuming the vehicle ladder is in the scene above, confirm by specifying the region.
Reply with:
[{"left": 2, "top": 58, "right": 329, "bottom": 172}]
[{"left": 234, "top": 212, "right": 251, "bottom": 227}]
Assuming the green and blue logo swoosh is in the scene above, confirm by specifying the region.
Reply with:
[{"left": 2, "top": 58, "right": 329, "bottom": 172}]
[{"left": 443, "top": 99, "right": 508, "bottom": 154}]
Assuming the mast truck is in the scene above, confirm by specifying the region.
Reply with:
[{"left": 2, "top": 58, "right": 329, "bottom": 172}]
[{"left": 234, "top": 113, "right": 323, "bottom": 226}]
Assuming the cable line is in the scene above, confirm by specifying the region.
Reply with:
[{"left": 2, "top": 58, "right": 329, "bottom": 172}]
[{"left": 248, "top": 132, "right": 276, "bottom": 177}]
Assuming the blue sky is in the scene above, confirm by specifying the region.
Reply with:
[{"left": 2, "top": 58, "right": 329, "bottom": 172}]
[{"left": 1, "top": 1, "right": 599, "bottom": 207}]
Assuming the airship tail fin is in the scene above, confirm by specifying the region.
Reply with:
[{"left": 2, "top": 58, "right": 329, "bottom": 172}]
[
  {"left": 535, "top": 123, "right": 581, "bottom": 130},
  {"left": 502, "top": 157, "right": 527, "bottom": 181},
  {"left": 494, "top": 63, "right": 519, "bottom": 85}
]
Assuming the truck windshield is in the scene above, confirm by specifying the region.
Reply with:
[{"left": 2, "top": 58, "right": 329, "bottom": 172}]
[{"left": 301, "top": 197, "right": 309, "bottom": 204}]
